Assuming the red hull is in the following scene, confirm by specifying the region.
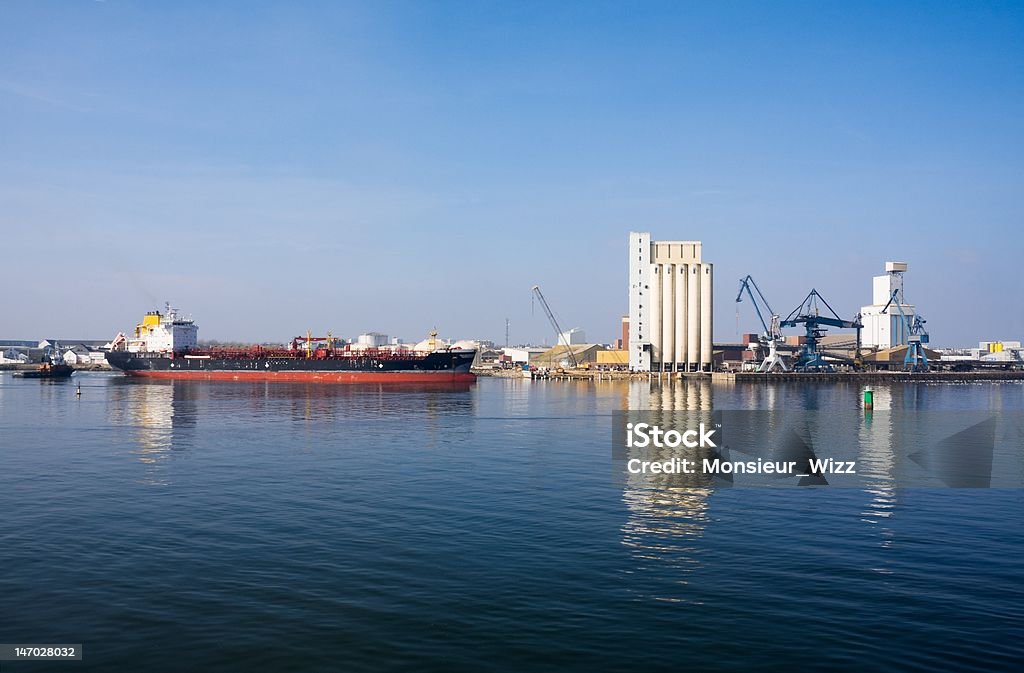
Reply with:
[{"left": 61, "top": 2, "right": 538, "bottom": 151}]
[{"left": 122, "top": 370, "right": 476, "bottom": 384}]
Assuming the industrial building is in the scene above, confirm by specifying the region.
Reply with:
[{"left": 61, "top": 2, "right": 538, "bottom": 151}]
[
  {"left": 557, "top": 328, "right": 587, "bottom": 346},
  {"left": 628, "top": 232, "right": 713, "bottom": 372},
  {"left": 532, "top": 343, "right": 607, "bottom": 368},
  {"left": 938, "top": 341, "right": 1024, "bottom": 368},
  {"left": 501, "top": 346, "right": 549, "bottom": 366},
  {"left": 596, "top": 350, "right": 629, "bottom": 368},
  {"left": 616, "top": 316, "right": 629, "bottom": 350},
  {"left": 860, "top": 262, "right": 918, "bottom": 349}
]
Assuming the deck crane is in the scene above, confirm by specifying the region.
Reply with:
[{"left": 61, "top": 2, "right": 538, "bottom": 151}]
[
  {"left": 531, "top": 285, "right": 579, "bottom": 369},
  {"left": 735, "top": 275, "right": 788, "bottom": 372},
  {"left": 780, "top": 289, "right": 863, "bottom": 372},
  {"left": 881, "top": 288, "right": 930, "bottom": 372}
]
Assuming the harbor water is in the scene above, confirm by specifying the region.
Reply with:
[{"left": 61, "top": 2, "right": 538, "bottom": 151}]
[{"left": 1, "top": 373, "right": 1022, "bottom": 671}]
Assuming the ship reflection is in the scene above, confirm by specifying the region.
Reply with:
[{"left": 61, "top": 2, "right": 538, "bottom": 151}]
[
  {"left": 107, "top": 379, "right": 476, "bottom": 481},
  {"left": 229, "top": 381, "right": 478, "bottom": 453},
  {"left": 237, "top": 381, "right": 477, "bottom": 424},
  {"left": 619, "top": 378, "right": 715, "bottom": 602},
  {"left": 108, "top": 379, "right": 198, "bottom": 485}
]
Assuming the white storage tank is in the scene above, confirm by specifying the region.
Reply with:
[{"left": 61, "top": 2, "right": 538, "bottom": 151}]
[{"left": 357, "top": 332, "right": 389, "bottom": 348}]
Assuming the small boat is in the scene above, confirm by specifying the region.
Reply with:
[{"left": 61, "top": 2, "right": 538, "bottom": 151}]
[{"left": 14, "top": 363, "right": 74, "bottom": 379}]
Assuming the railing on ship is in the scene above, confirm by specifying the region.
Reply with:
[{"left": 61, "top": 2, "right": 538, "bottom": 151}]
[{"left": 174, "top": 346, "right": 460, "bottom": 361}]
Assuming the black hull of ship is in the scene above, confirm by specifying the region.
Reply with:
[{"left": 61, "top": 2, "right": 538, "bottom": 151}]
[{"left": 106, "top": 350, "right": 476, "bottom": 384}]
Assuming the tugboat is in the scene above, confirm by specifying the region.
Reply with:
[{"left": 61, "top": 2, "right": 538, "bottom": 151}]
[
  {"left": 14, "top": 359, "right": 74, "bottom": 379},
  {"left": 15, "top": 362, "right": 74, "bottom": 379},
  {"left": 14, "top": 342, "right": 74, "bottom": 379}
]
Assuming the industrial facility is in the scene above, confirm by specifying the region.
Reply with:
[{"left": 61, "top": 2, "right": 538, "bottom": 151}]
[
  {"left": 628, "top": 232, "right": 714, "bottom": 372},
  {"left": 475, "top": 236, "right": 1020, "bottom": 379},
  {"left": 727, "top": 259, "right": 1021, "bottom": 374},
  {"left": 860, "top": 262, "right": 917, "bottom": 349},
  {"left": 731, "top": 261, "right": 933, "bottom": 373}
]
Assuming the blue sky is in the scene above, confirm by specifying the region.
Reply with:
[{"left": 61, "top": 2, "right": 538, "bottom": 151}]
[{"left": 1, "top": 1, "right": 1021, "bottom": 346}]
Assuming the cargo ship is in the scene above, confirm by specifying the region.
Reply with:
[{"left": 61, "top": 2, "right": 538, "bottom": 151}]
[{"left": 105, "top": 306, "right": 476, "bottom": 384}]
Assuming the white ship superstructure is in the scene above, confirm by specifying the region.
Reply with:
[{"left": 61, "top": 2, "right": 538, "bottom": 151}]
[{"left": 122, "top": 304, "right": 198, "bottom": 354}]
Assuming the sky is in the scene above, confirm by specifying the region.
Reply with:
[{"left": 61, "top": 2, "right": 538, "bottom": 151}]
[{"left": 1, "top": 1, "right": 1021, "bottom": 347}]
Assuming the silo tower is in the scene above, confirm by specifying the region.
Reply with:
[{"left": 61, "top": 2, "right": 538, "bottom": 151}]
[{"left": 861, "top": 261, "right": 916, "bottom": 349}]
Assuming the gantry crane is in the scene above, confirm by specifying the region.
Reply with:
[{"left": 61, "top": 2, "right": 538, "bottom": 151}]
[
  {"left": 780, "top": 289, "right": 862, "bottom": 372},
  {"left": 735, "top": 275, "right": 789, "bottom": 372},
  {"left": 531, "top": 285, "right": 579, "bottom": 368},
  {"left": 881, "top": 288, "right": 930, "bottom": 372}
]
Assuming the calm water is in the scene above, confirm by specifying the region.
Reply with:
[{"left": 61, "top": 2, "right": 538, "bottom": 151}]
[{"left": 1, "top": 373, "right": 1022, "bottom": 672}]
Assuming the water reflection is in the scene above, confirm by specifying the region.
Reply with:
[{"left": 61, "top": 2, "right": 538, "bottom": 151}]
[
  {"left": 105, "top": 380, "right": 197, "bottom": 485},
  {"left": 198, "top": 381, "right": 476, "bottom": 424},
  {"left": 857, "top": 386, "right": 899, "bottom": 564},
  {"left": 620, "top": 378, "right": 715, "bottom": 601},
  {"left": 106, "top": 379, "right": 476, "bottom": 483},
  {"left": 627, "top": 377, "right": 713, "bottom": 411},
  {"left": 221, "top": 382, "right": 478, "bottom": 455},
  {"left": 615, "top": 379, "right": 946, "bottom": 594},
  {"left": 620, "top": 487, "right": 712, "bottom": 601}
]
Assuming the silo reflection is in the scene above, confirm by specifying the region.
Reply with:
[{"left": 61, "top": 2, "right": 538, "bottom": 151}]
[{"left": 620, "top": 378, "right": 715, "bottom": 601}]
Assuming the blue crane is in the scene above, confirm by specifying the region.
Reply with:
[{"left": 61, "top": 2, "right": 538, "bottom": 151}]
[
  {"left": 880, "top": 288, "right": 929, "bottom": 372},
  {"left": 735, "top": 275, "right": 788, "bottom": 372},
  {"left": 780, "top": 289, "right": 862, "bottom": 372}
]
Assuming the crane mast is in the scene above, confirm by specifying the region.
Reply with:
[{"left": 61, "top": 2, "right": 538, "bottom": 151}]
[
  {"left": 735, "top": 275, "right": 788, "bottom": 372},
  {"left": 781, "top": 289, "right": 862, "bottom": 372},
  {"left": 881, "top": 289, "right": 929, "bottom": 371},
  {"left": 531, "top": 285, "right": 579, "bottom": 368}
]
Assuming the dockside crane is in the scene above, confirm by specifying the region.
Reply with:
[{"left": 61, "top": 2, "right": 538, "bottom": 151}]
[
  {"left": 735, "top": 275, "right": 789, "bottom": 372},
  {"left": 531, "top": 285, "right": 579, "bottom": 369},
  {"left": 881, "top": 289, "right": 930, "bottom": 372},
  {"left": 781, "top": 289, "right": 862, "bottom": 372}
]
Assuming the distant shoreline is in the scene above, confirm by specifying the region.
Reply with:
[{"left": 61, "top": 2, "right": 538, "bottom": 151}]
[
  {"left": 472, "top": 367, "right": 1024, "bottom": 382},
  {"left": 0, "top": 363, "right": 112, "bottom": 372}
]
